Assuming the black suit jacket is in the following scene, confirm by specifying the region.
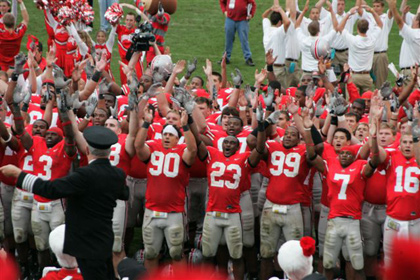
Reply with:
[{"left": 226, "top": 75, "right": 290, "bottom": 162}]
[{"left": 17, "top": 158, "right": 129, "bottom": 260}]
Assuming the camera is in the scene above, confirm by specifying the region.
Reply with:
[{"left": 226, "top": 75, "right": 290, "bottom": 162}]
[{"left": 131, "top": 21, "right": 156, "bottom": 52}]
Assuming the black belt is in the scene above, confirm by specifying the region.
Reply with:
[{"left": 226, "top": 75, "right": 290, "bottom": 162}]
[
  {"left": 374, "top": 50, "right": 387, "bottom": 54},
  {"left": 334, "top": 48, "right": 348, "bottom": 52},
  {"left": 352, "top": 71, "right": 370, "bottom": 74},
  {"left": 401, "top": 66, "right": 413, "bottom": 70},
  {"left": 303, "top": 70, "right": 312, "bottom": 73},
  {"left": 273, "top": 64, "right": 285, "bottom": 67},
  {"left": 337, "top": 216, "right": 355, "bottom": 219},
  {"left": 286, "top": 58, "right": 299, "bottom": 62}
]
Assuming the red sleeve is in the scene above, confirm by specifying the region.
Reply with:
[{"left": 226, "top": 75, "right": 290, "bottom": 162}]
[
  {"left": 347, "top": 82, "right": 360, "bottom": 103},
  {"left": 250, "top": 0, "right": 256, "bottom": 16},
  {"left": 219, "top": 0, "right": 227, "bottom": 13}
]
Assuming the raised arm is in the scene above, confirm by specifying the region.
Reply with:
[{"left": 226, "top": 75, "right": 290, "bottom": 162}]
[
  {"left": 134, "top": 107, "right": 152, "bottom": 162},
  {"left": 302, "top": 110, "right": 326, "bottom": 172},
  {"left": 364, "top": 116, "right": 380, "bottom": 177},
  {"left": 17, "top": 0, "right": 29, "bottom": 26},
  {"left": 387, "top": 0, "right": 403, "bottom": 29},
  {"left": 363, "top": 5, "right": 383, "bottom": 28},
  {"left": 248, "top": 107, "right": 267, "bottom": 167},
  {"left": 180, "top": 111, "right": 197, "bottom": 166}
]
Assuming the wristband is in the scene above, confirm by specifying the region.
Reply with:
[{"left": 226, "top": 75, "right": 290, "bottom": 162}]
[
  {"left": 331, "top": 116, "right": 338, "bottom": 126},
  {"left": 337, "top": 115, "right": 346, "bottom": 122},
  {"left": 258, "top": 121, "right": 264, "bottom": 132},
  {"left": 11, "top": 72, "right": 19, "bottom": 81},
  {"left": 3, "top": 133, "right": 12, "bottom": 143},
  {"left": 65, "top": 141, "right": 76, "bottom": 147},
  {"left": 142, "top": 121, "right": 151, "bottom": 129},
  {"left": 187, "top": 114, "right": 194, "bottom": 124},
  {"left": 304, "top": 127, "right": 311, "bottom": 131},
  {"left": 266, "top": 105, "right": 274, "bottom": 112},
  {"left": 235, "top": 85, "right": 240, "bottom": 89},
  {"left": 62, "top": 121, "right": 72, "bottom": 127},
  {"left": 250, "top": 86, "right": 256, "bottom": 92},
  {"left": 256, "top": 147, "right": 264, "bottom": 155},
  {"left": 91, "top": 71, "right": 101, "bottom": 82},
  {"left": 371, "top": 135, "right": 377, "bottom": 139},
  {"left": 320, "top": 130, "right": 327, "bottom": 138},
  {"left": 306, "top": 143, "right": 315, "bottom": 146},
  {"left": 267, "top": 64, "right": 274, "bottom": 72},
  {"left": 182, "top": 125, "right": 190, "bottom": 132},
  {"left": 239, "top": 106, "right": 247, "bottom": 111},
  {"left": 14, "top": 116, "right": 23, "bottom": 121},
  {"left": 368, "top": 160, "right": 377, "bottom": 169},
  {"left": 19, "top": 2, "right": 26, "bottom": 10},
  {"left": 309, "top": 153, "right": 318, "bottom": 161},
  {"left": 15, "top": 131, "right": 26, "bottom": 139}
]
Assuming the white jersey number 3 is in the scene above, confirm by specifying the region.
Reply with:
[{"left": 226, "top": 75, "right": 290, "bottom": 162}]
[{"left": 149, "top": 151, "right": 180, "bottom": 178}]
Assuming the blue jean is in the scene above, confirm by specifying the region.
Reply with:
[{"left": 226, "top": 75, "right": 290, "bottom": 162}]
[
  {"left": 224, "top": 17, "right": 252, "bottom": 61},
  {"left": 98, "top": 0, "right": 119, "bottom": 31}
]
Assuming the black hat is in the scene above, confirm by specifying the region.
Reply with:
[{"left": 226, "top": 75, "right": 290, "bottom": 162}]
[
  {"left": 83, "top": 126, "right": 118, "bottom": 149},
  {"left": 117, "top": 258, "right": 147, "bottom": 280}
]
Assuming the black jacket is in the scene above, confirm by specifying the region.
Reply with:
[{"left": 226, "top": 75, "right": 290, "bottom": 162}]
[{"left": 17, "top": 158, "right": 129, "bottom": 259}]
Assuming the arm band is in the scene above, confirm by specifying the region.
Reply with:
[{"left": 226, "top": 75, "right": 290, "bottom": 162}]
[
  {"left": 368, "top": 160, "right": 377, "bottom": 169},
  {"left": 91, "top": 71, "right": 101, "bottom": 82},
  {"left": 309, "top": 153, "right": 318, "bottom": 161},
  {"left": 142, "top": 121, "right": 150, "bottom": 129},
  {"left": 330, "top": 116, "right": 338, "bottom": 126},
  {"left": 14, "top": 116, "right": 23, "bottom": 121},
  {"left": 267, "top": 64, "right": 274, "bottom": 72},
  {"left": 182, "top": 125, "right": 190, "bottom": 132},
  {"left": 251, "top": 121, "right": 270, "bottom": 137},
  {"left": 62, "top": 121, "right": 72, "bottom": 127},
  {"left": 20, "top": 2, "right": 26, "bottom": 10},
  {"left": 3, "top": 133, "right": 12, "bottom": 143},
  {"left": 65, "top": 141, "right": 76, "bottom": 147},
  {"left": 320, "top": 130, "right": 327, "bottom": 138},
  {"left": 311, "top": 125, "right": 323, "bottom": 146},
  {"left": 188, "top": 114, "right": 194, "bottom": 124}
]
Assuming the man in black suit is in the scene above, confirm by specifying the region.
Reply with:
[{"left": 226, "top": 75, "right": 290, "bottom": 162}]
[{"left": 0, "top": 126, "right": 129, "bottom": 280}]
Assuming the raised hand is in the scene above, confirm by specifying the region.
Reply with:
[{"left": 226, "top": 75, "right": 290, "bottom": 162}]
[
  {"left": 185, "top": 58, "right": 197, "bottom": 78},
  {"left": 231, "top": 68, "right": 243, "bottom": 88},
  {"left": 265, "top": 49, "right": 277, "bottom": 66},
  {"left": 389, "top": 93, "right": 400, "bottom": 112},
  {"left": 403, "top": 103, "right": 413, "bottom": 122},
  {"left": 71, "top": 91, "right": 87, "bottom": 110},
  {"left": 173, "top": 60, "right": 186, "bottom": 75},
  {"left": 334, "top": 95, "right": 348, "bottom": 116},
  {"left": 302, "top": 108, "right": 313, "bottom": 129},
  {"left": 267, "top": 110, "right": 282, "bottom": 124},
  {"left": 264, "top": 86, "right": 275, "bottom": 108},
  {"left": 110, "top": 99, "right": 119, "bottom": 118},
  {"left": 256, "top": 104, "right": 264, "bottom": 123},
  {"left": 244, "top": 85, "right": 254, "bottom": 107},
  {"left": 202, "top": 59, "right": 212, "bottom": 77},
  {"left": 315, "top": 98, "right": 325, "bottom": 118},
  {"left": 287, "top": 98, "right": 299, "bottom": 115},
  {"left": 128, "top": 72, "right": 139, "bottom": 94},
  {"left": 46, "top": 45, "right": 57, "bottom": 67},
  {"left": 380, "top": 81, "right": 393, "bottom": 100},
  {"left": 143, "top": 83, "right": 163, "bottom": 100},
  {"left": 172, "top": 87, "right": 187, "bottom": 105},
  {"left": 85, "top": 96, "right": 98, "bottom": 118},
  {"left": 95, "top": 51, "right": 108, "bottom": 72},
  {"left": 54, "top": 67, "right": 71, "bottom": 91},
  {"left": 13, "top": 84, "right": 25, "bottom": 104},
  {"left": 381, "top": 106, "right": 388, "bottom": 123},
  {"left": 305, "top": 82, "right": 317, "bottom": 98},
  {"left": 255, "top": 68, "right": 267, "bottom": 84},
  {"left": 85, "top": 60, "right": 95, "bottom": 80},
  {"left": 14, "top": 53, "right": 28, "bottom": 75},
  {"left": 183, "top": 91, "right": 195, "bottom": 115}
]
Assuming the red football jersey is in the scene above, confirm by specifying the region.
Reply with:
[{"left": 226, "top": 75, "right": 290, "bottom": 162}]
[
  {"left": 0, "top": 24, "right": 27, "bottom": 67},
  {"left": 217, "top": 88, "right": 235, "bottom": 109},
  {"left": 32, "top": 140, "right": 75, "bottom": 202},
  {"left": 205, "top": 147, "right": 251, "bottom": 213},
  {"left": 109, "top": 134, "right": 131, "bottom": 175},
  {"left": 265, "top": 141, "right": 309, "bottom": 205},
  {"left": 17, "top": 136, "right": 47, "bottom": 174},
  {"left": 206, "top": 129, "right": 251, "bottom": 154},
  {"left": 384, "top": 150, "right": 420, "bottom": 221},
  {"left": 127, "top": 156, "right": 148, "bottom": 179},
  {"left": 144, "top": 140, "right": 190, "bottom": 212},
  {"left": 324, "top": 158, "right": 367, "bottom": 220},
  {"left": 320, "top": 143, "right": 340, "bottom": 207},
  {"left": 41, "top": 268, "right": 83, "bottom": 280},
  {"left": 116, "top": 24, "right": 135, "bottom": 53},
  {"left": 27, "top": 104, "right": 60, "bottom": 128}
]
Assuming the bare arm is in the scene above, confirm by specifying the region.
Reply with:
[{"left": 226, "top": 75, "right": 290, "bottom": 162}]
[
  {"left": 248, "top": 121, "right": 266, "bottom": 167},
  {"left": 125, "top": 109, "right": 138, "bottom": 158},
  {"left": 134, "top": 110, "right": 152, "bottom": 162},
  {"left": 180, "top": 111, "right": 197, "bottom": 166},
  {"left": 388, "top": 0, "right": 403, "bottom": 29},
  {"left": 18, "top": 0, "right": 29, "bottom": 26}
]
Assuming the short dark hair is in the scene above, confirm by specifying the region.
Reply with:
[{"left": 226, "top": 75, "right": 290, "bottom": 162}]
[
  {"left": 195, "top": 96, "right": 212, "bottom": 108},
  {"left": 228, "top": 116, "right": 243, "bottom": 127},
  {"left": 126, "top": 12, "right": 136, "bottom": 18},
  {"left": 221, "top": 106, "right": 239, "bottom": 118},
  {"left": 269, "top": 80, "right": 281, "bottom": 92},
  {"left": 373, "top": 0, "right": 385, "bottom": 7},
  {"left": 334, "top": 128, "right": 352, "bottom": 141},
  {"left": 280, "top": 110, "right": 290, "bottom": 121},
  {"left": 211, "top": 72, "right": 222, "bottom": 83},
  {"left": 345, "top": 112, "right": 360, "bottom": 122},
  {"left": 308, "top": 20, "right": 320, "bottom": 36},
  {"left": 353, "top": 99, "right": 366, "bottom": 110},
  {"left": 270, "top": 12, "right": 282, "bottom": 25},
  {"left": 357, "top": 19, "right": 369, "bottom": 34},
  {"left": 192, "top": 75, "right": 204, "bottom": 87},
  {"left": 3, "top": 13, "right": 14, "bottom": 29}
]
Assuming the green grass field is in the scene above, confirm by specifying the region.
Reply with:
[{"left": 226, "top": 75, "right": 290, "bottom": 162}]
[{"left": 19, "top": 0, "right": 413, "bottom": 87}]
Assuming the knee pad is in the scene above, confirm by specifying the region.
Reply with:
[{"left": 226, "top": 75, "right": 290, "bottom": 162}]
[
  {"left": 31, "top": 221, "right": 42, "bottom": 236},
  {"left": 34, "top": 235, "right": 48, "bottom": 251},
  {"left": 168, "top": 225, "right": 183, "bottom": 260},
  {"left": 260, "top": 240, "right": 275, "bottom": 258},
  {"left": 13, "top": 227, "right": 27, "bottom": 243},
  {"left": 201, "top": 238, "right": 215, "bottom": 258},
  {"left": 227, "top": 226, "right": 243, "bottom": 259},
  {"left": 144, "top": 246, "right": 159, "bottom": 259},
  {"left": 142, "top": 225, "right": 154, "bottom": 246},
  {"left": 241, "top": 212, "right": 254, "bottom": 232},
  {"left": 350, "top": 253, "right": 364, "bottom": 270},
  {"left": 363, "top": 239, "right": 377, "bottom": 257},
  {"left": 323, "top": 251, "right": 335, "bottom": 269},
  {"left": 169, "top": 245, "right": 183, "bottom": 261}
]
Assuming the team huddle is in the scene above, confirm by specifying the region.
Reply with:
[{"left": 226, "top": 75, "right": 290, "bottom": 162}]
[{"left": 0, "top": 0, "right": 420, "bottom": 279}]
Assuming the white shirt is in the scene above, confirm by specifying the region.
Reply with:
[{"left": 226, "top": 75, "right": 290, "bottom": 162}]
[
  {"left": 329, "top": 12, "right": 359, "bottom": 50},
  {"left": 285, "top": 21, "right": 301, "bottom": 60},
  {"left": 399, "top": 24, "right": 420, "bottom": 68},
  {"left": 341, "top": 27, "right": 381, "bottom": 72},
  {"left": 263, "top": 18, "right": 277, "bottom": 52},
  {"left": 297, "top": 28, "right": 336, "bottom": 72},
  {"left": 267, "top": 25, "right": 287, "bottom": 64},
  {"left": 301, "top": 15, "right": 332, "bottom": 37},
  {"left": 362, "top": 11, "right": 393, "bottom": 52}
]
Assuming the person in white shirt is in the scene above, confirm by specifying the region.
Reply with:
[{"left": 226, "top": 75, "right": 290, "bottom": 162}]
[
  {"left": 361, "top": 0, "right": 393, "bottom": 88},
  {"left": 328, "top": 0, "right": 363, "bottom": 71},
  {"left": 263, "top": 5, "right": 291, "bottom": 89},
  {"left": 295, "top": 1, "right": 338, "bottom": 75},
  {"left": 390, "top": 0, "right": 420, "bottom": 85},
  {"left": 338, "top": 6, "right": 383, "bottom": 94}
]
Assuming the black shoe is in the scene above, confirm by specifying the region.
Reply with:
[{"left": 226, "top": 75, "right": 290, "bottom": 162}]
[
  {"left": 245, "top": 58, "right": 255, "bottom": 66},
  {"left": 218, "top": 57, "right": 230, "bottom": 64}
]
